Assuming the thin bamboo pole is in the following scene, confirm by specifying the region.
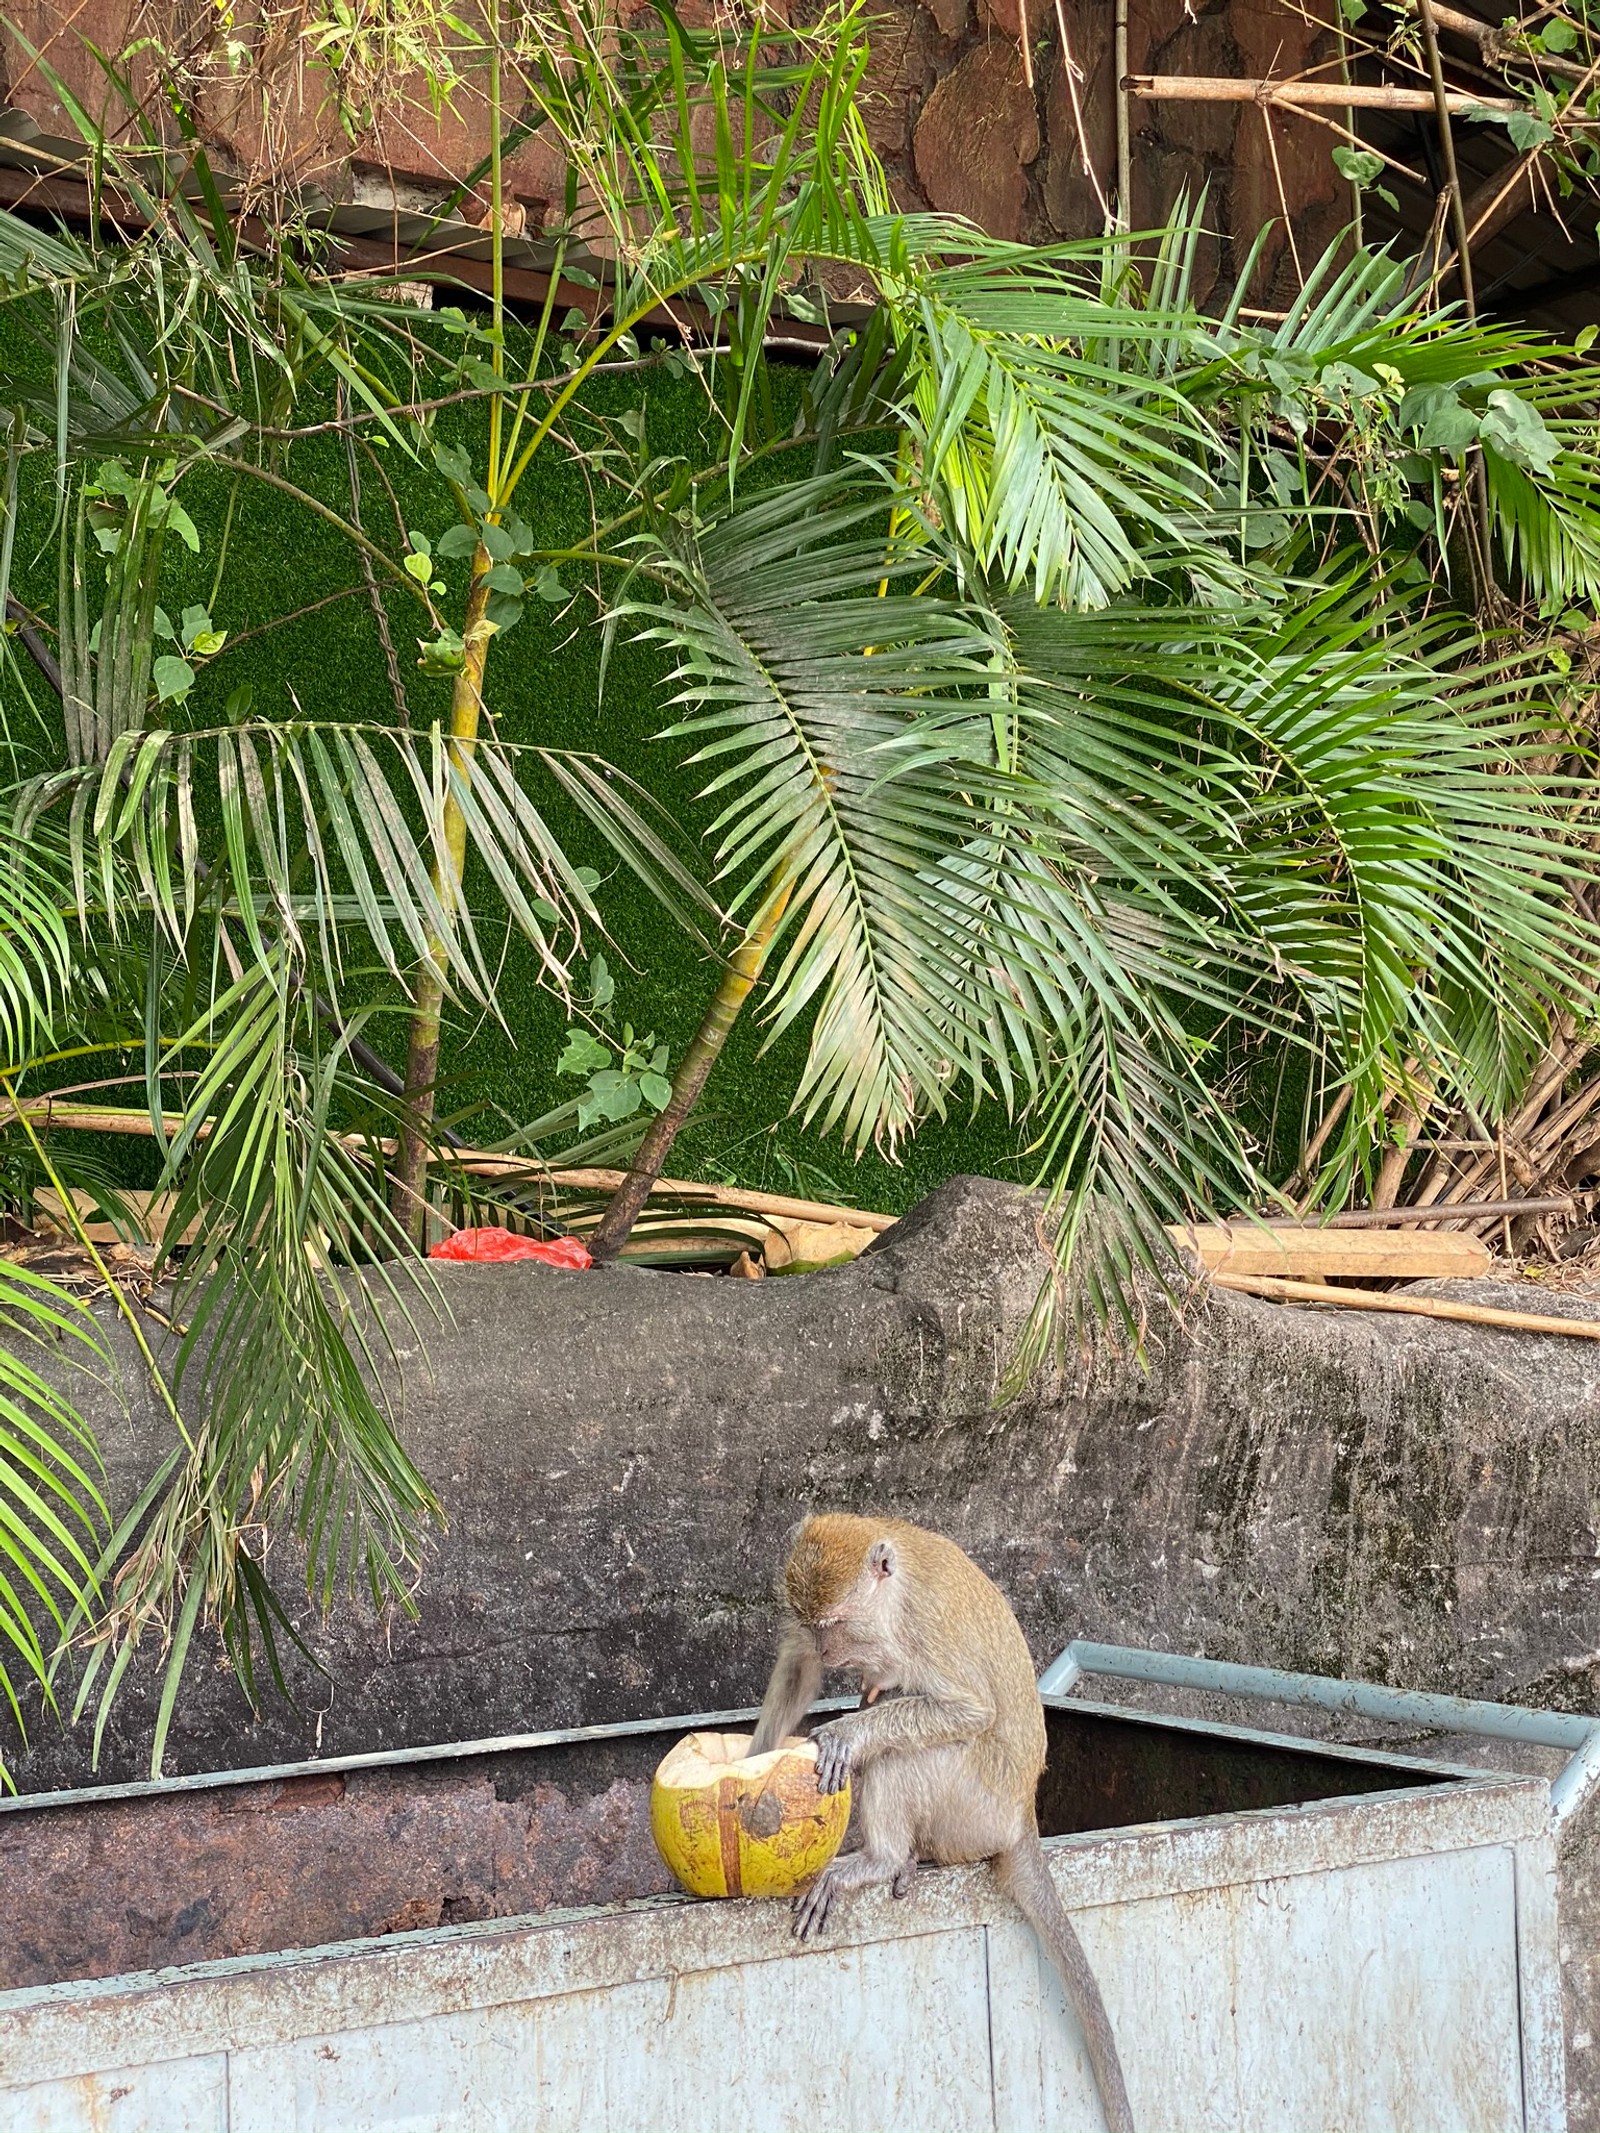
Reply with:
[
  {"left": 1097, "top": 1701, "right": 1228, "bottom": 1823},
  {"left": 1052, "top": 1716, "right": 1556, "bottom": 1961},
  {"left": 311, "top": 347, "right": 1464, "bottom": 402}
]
[
  {"left": 1417, "top": 0, "right": 1593, "bottom": 81},
  {"left": 1335, "top": 10, "right": 1362, "bottom": 248},
  {"left": 1415, "top": 0, "right": 1479, "bottom": 316},
  {"left": 0, "top": 1100, "right": 901, "bottom": 1232},
  {"left": 1114, "top": 0, "right": 1131, "bottom": 232},
  {"left": 1268, "top": 1195, "right": 1574, "bottom": 1229},
  {"left": 1125, "top": 75, "right": 1518, "bottom": 112},
  {"left": 1214, "top": 1272, "right": 1600, "bottom": 1339}
]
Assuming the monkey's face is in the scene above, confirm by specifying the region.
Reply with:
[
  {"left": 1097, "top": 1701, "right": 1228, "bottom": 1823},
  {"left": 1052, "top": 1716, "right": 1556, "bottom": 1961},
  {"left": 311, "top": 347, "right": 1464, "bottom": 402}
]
[
  {"left": 816, "top": 1600, "right": 874, "bottom": 1669},
  {"left": 787, "top": 1520, "right": 899, "bottom": 1674}
]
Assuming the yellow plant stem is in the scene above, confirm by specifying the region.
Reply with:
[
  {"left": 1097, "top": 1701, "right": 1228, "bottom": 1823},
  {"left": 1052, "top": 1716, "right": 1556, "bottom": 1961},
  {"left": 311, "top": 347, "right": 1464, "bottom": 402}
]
[
  {"left": 487, "top": 0, "right": 506, "bottom": 495},
  {"left": 587, "top": 875, "right": 796, "bottom": 1262},
  {"left": 393, "top": 555, "right": 494, "bottom": 1245}
]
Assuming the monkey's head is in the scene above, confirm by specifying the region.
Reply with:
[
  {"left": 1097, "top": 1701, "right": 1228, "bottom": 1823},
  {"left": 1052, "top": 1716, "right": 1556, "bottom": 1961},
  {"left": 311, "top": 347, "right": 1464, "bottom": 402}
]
[{"left": 784, "top": 1512, "right": 900, "bottom": 1669}]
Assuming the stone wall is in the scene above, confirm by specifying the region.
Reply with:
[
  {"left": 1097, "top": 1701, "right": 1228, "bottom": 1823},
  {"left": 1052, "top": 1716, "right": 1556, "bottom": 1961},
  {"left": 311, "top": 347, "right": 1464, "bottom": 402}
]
[
  {"left": 1, "top": 0, "right": 1348, "bottom": 309},
  {"left": 4, "top": 1175, "right": 1600, "bottom": 2114}
]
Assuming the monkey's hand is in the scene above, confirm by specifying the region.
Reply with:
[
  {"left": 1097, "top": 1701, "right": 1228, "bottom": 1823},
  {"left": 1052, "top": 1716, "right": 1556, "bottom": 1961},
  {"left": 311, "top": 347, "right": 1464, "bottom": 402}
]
[{"left": 811, "top": 1718, "right": 855, "bottom": 1795}]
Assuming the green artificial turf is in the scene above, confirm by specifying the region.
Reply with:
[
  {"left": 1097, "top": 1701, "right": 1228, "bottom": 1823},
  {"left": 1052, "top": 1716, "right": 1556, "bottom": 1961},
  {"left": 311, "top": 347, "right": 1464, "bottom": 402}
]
[{"left": 1, "top": 316, "right": 1033, "bottom": 1216}]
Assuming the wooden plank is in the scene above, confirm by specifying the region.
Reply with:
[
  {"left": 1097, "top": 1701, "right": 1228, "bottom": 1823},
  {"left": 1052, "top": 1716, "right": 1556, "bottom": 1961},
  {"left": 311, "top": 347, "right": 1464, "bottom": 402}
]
[{"left": 1171, "top": 1223, "right": 1490, "bottom": 1280}]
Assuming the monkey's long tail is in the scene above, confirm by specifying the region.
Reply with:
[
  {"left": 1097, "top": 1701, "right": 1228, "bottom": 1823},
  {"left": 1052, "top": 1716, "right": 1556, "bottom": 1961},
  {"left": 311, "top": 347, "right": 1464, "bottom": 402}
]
[{"left": 995, "top": 1836, "right": 1135, "bottom": 2133}]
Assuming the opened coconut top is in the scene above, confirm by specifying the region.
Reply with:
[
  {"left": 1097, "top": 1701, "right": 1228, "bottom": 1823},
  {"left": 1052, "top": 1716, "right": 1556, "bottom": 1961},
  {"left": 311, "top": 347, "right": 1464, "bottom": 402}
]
[{"left": 655, "top": 1731, "right": 816, "bottom": 1787}]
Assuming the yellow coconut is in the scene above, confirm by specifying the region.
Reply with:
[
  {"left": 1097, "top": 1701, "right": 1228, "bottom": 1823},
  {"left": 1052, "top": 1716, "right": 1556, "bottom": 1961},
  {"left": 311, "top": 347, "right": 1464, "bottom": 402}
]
[{"left": 650, "top": 1731, "right": 851, "bottom": 1900}]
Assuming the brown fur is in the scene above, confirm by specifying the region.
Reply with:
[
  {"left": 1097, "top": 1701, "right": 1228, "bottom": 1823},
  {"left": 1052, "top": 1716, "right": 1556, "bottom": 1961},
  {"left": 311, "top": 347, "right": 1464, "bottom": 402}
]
[{"left": 750, "top": 1512, "right": 1135, "bottom": 2133}]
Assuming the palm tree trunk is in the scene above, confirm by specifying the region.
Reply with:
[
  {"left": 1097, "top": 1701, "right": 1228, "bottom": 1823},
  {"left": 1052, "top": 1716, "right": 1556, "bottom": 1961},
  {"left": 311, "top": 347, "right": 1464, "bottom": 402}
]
[
  {"left": 393, "top": 555, "right": 494, "bottom": 1247},
  {"left": 587, "top": 879, "right": 795, "bottom": 1262}
]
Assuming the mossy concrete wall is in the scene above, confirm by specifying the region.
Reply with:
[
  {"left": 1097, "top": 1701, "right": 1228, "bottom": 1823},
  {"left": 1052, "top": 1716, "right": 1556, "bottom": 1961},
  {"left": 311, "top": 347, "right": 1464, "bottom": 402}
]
[{"left": 6, "top": 1174, "right": 1600, "bottom": 2114}]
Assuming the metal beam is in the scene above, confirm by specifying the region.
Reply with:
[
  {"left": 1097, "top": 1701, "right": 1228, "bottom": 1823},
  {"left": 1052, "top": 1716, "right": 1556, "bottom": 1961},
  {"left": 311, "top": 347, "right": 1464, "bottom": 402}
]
[{"left": 1040, "top": 1640, "right": 1600, "bottom": 1824}]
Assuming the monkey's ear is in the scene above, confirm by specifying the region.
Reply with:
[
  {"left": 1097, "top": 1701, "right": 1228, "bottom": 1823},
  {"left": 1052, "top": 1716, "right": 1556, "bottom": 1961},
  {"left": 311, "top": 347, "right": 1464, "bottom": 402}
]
[{"left": 868, "top": 1538, "right": 896, "bottom": 1581}]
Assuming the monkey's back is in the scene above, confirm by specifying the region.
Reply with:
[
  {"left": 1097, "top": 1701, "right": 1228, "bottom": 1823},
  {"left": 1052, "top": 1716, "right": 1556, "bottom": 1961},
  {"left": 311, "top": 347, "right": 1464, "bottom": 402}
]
[{"left": 888, "top": 1521, "right": 1047, "bottom": 1791}]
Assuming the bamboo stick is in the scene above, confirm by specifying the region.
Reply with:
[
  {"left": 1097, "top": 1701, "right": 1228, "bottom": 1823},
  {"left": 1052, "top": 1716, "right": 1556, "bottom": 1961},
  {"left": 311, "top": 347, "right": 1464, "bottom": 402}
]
[
  {"left": 1274, "top": 1195, "right": 1575, "bottom": 1228},
  {"left": 1414, "top": 0, "right": 1595, "bottom": 82},
  {"left": 1416, "top": 0, "right": 1479, "bottom": 316},
  {"left": 1421, "top": 0, "right": 1507, "bottom": 45},
  {"left": 1115, "top": 0, "right": 1132, "bottom": 232},
  {"left": 0, "top": 1100, "right": 185, "bottom": 1137},
  {"left": 1291, "top": 1081, "right": 1353, "bottom": 1204},
  {"left": 451, "top": 1160, "right": 899, "bottom": 1232},
  {"left": 0, "top": 1101, "right": 899, "bottom": 1232},
  {"left": 1125, "top": 74, "right": 1518, "bottom": 112},
  {"left": 1214, "top": 1272, "right": 1600, "bottom": 1339}
]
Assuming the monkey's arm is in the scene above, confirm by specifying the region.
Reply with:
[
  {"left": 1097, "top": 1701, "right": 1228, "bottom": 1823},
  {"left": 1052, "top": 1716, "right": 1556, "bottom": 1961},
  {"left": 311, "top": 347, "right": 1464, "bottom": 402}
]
[
  {"left": 749, "top": 1619, "right": 823, "bottom": 1756},
  {"left": 812, "top": 1689, "right": 993, "bottom": 1793}
]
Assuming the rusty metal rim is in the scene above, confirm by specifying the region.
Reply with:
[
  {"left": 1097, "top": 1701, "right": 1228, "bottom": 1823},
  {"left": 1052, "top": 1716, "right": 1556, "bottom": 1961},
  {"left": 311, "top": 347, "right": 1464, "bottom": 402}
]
[
  {"left": 0, "top": 1697, "right": 861, "bottom": 1818},
  {"left": 0, "top": 1686, "right": 1509, "bottom": 1821}
]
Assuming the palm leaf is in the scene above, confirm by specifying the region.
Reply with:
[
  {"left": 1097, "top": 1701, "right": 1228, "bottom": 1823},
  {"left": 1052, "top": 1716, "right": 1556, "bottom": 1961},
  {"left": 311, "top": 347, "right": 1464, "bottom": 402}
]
[
  {"left": 622, "top": 472, "right": 1049, "bottom": 1150},
  {"left": 0, "top": 1257, "right": 110, "bottom": 1765}
]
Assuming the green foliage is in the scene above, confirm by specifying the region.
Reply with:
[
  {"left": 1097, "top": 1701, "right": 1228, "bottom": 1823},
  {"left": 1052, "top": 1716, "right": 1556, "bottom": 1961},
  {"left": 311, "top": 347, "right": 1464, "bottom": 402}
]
[
  {"left": 557, "top": 955, "right": 675, "bottom": 1128},
  {"left": 0, "top": 0, "right": 1598, "bottom": 1773},
  {"left": 1332, "top": 145, "right": 1399, "bottom": 214},
  {"left": 0, "top": 1256, "right": 110, "bottom": 1769}
]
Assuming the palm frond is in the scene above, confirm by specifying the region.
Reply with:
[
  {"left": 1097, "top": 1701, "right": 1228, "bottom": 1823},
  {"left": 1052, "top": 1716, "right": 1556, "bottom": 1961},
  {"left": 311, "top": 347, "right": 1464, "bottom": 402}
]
[
  {"left": 900, "top": 271, "right": 1223, "bottom": 607},
  {"left": 23, "top": 720, "right": 612, "bottom": 1011},
  {"left": 0, "top": 1255, "right": 110, "bottom": 1773},
  {"left": 78, "top": 961, "right": 443, "bottom": 1774},
  {"left": 622, "top": 472, "right": 1041, "bottom": 1149}
]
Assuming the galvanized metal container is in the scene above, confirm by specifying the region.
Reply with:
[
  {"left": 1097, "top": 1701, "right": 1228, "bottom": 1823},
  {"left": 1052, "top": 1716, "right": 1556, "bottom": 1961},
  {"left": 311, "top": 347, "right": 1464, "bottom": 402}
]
[{"left": 0, "top": 1655, "right": 1574, "bottom": 2133}]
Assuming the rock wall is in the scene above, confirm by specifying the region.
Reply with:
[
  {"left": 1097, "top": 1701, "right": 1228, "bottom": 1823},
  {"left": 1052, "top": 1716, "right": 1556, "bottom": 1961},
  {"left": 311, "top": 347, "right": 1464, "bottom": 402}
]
[
  {"left": 2, "top": 0, "right": 1348, "bottom": 309},
  {"left": 5, "top": 1174, "right": 1600, "bottom": 2114},
  {"left": 18, "top": 1170, "right": 1600, "bottom": 1777}
]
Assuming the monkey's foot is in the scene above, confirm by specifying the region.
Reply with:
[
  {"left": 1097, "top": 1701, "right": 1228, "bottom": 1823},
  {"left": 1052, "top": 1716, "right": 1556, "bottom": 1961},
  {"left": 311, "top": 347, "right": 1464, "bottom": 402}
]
[
  {"left": 891, "top": 1856, "right": 918, "bottom": 1900},
  {"left": 792, "top": 1852, "right": 881, "bottom": 1940},
  {"left": 792, "top": 1861, "right": 843, "bottom": 1940}
]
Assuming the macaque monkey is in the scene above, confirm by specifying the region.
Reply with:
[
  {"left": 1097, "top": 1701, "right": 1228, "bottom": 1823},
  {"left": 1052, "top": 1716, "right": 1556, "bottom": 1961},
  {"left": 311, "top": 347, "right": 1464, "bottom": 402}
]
[{"left": 750, "top": 1512, "right": 1135, "bottom": 2133}]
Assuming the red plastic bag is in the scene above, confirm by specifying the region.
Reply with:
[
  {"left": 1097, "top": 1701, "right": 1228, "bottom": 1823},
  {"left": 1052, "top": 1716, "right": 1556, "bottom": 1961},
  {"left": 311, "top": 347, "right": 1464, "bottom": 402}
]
[{"left": 429, "top": 1227, "right": 592, "bottom": 1270}]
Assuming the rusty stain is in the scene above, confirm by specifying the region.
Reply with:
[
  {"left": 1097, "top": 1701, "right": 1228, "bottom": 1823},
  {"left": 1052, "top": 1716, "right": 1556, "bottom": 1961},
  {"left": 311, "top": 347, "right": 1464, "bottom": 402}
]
[
  {"left": 219, "top": 1773, "right": 347, "bottom": 1814},
  {"left": 0, "top": 1738, "right": 675, "bottom": 1993},
  {"left": 374, "top": 1898, "right": 445, "bottom": 1937}
]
